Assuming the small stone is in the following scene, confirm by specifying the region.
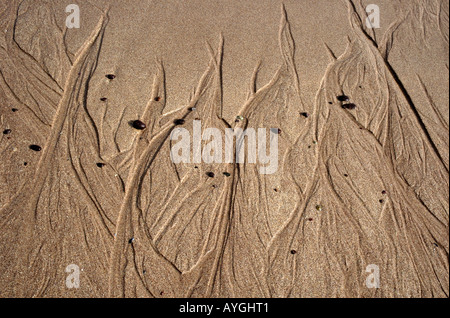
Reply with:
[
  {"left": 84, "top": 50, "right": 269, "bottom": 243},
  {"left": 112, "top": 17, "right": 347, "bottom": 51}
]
[
  {"left": 236, "top": 115, "right": 244, "bottom": 121},
  {"left": 316, "top": 205, "right": 322, "bottom": 212},
  {"left": 100, "top": 97, "right": 108, "bottom": 102},
  {"left": 154, "top": 97, "right": 161, "bottom": 102},
  {"left": 300, "top": 112, "right": 309, "bottom": 118},
  {"left": 206, "top": 172, "right": 215, "bottom": 178},
  {"left": 11, "top": 108, "right": 18, "bottom": 112},
  {"left": 223, "top": 172, "right": 231, "bottom": 177},
  {"left": 342, "top": 103, "right": 357, "bottom": 110},
  {"left": 29, "top": 145, "right": 42, "bottom": 152},
  {"left": 96, "top": 163, "right": 106, "bottom": 168},
  {"left": 128, "top": 238, "right": 135, "bottom": 244},
  {"left": 381, "top": 190, "right": 387, "bottom": 195},
  {"left": 105, "top": 74, "right": 116, "bottom": 80},
  {"left": 337, "top": 95, "right": 350, "bottom": 102},
  {"left": 290, "top": 250, "right": 297, "bottom": 255},
  {"left": 3, "top": 129, "right": 12, "bottom": 135},
  {"left": 132, "top": 120, "right": 147, "bottom": 130},
  {"left": 173, "top": 119, "right": 185, "bottom": 125}
]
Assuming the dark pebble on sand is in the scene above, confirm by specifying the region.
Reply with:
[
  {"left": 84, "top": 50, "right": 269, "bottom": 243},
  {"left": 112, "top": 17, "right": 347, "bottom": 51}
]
[
  {"left": 300, "top": 112, "right": 309, "bottom": 118},
  {"left": 132, "top": 120, "right": 147, "bottom": 130},
  {"left": 290, "top": 250, "right": 297, "bottom": 255},
  {"left": 342, "top": 103, "right": 357, "bottom": 110},
  {"left": 223, "top": 172, "right": 231, "bottom": 177},
  {"left": 206, "top": 172, "right": 215, "bottom": 178},
  {"left": 154, "top": 97, "right": 161, "bottom": 102},
  {"left": 97, "top": 163, "right": 106, "bottom": 168},
  {"left": 105, "top": 74, "right": 116, "bottom": 80},
  {"left": 3, "top": 129, "right": 11, "bottom": 135},
  {"left": 174, "top": 119, "right": 185, "bottom": 125},
  {"left": 337, "top": 95, "right": 350, "bottom": 102},
  {"left": 29, "top": 145, "right": 42, "bottom": 152},
  {"left": 11, "top": 108, "right": 18, "bottom": 112},
  {"left": 382, "top": 190, "right": 387, "bottom": 195},
  {"left": 100, "top": 97, "right": 108, "bottom": 102}
]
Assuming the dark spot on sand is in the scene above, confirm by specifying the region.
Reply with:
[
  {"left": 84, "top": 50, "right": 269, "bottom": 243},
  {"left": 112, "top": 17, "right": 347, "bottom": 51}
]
[
  {"left": 100, "top": 97, "right": 108, "bottom": 102},
  {"left": 11, "top": 108, "right": 18, "bottom": 112},
  {"left": 154, "top": 97, "right": 161, "bottom": 102},
  {"left": 274, "top": 188, "right": 278, "bottom": 192},
  {"left": 223, "top": 172, "right": 231, "bottom": 177},
  {"left": 337, "top": 95, "right": 350, "bottom": 102},
  {"left": 160, "top": 291, "right": 164, "bottom": 296},
  {"left": 174, "top": 119, "right": 185, "bottom": 125},
  {"left": 3, "top": 129, "right": 11, "bottom": 135},
  {"left": 29, "top": 145, "right": 42, "bottom": 152},
  {"left": 433, "top": 243, "right": 439, "bottom": 247},
  {"left": 206, "top": 172, "right": 215, "bottom": 178},
  {"left": 96, "top": 163, "right": 106, "bottom": 168},
  {"left": 342, "top": 103, "right": 357, "bottom": 110},
  {"left": 132, "top": 120, "right": 146, "bottom": 130},
  {"left": 382, "top": 190, "right": 387, "bottom": 195},
  {"left": 307, "top": 218, "right": 313, "bottom": 221},
  {"left": 290, "top": 250, "right": 297, "bottom": 255},
  {"left": 344, "top": 174, "right": 349, "bottom": 177},
  {"left": 105, "top": 74, "right": 116, "bottom": 80},
  {"left": 379, "top": 199, "right": 384, "bottom": 204},
  {"left": 300, "top": 112, "right": 309, "bottom": 118},
  {"left": 128, "top": 238, "right": 134, "bottom": 244},
  {"left": 328, "top": 102, "right": 333, "bottom": 105}
]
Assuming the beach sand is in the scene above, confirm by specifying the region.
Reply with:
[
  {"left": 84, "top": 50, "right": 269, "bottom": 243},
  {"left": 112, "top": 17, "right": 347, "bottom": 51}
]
[{"left": 0, "top": 0, "right": 448, "bottom": 297}]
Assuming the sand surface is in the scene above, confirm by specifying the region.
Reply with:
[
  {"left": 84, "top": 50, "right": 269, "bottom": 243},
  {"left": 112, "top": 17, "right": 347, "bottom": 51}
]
[{"left": 0, "top": 0, "right": 448, "bottom": 297}]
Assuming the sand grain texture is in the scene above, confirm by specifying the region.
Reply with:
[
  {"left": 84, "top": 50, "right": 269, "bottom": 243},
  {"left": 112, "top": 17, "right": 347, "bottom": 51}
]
[{"left": 0, "top": 0, "right": 448, "bottom": 297}]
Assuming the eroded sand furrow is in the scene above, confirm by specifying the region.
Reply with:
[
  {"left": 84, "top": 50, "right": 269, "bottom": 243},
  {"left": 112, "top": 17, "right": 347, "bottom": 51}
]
[{"left": 0, "top": 1, "right": 448, "bottom": 298}]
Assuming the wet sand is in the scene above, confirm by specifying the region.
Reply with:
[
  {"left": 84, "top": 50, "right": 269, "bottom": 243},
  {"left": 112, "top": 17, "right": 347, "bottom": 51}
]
[{"left": 0, "top": 0, "right": 448, "bottom": 297}]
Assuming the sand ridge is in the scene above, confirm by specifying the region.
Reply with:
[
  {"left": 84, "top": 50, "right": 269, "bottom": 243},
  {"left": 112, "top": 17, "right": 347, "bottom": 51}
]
[{"left": 0, "top": 0, "right": 448, "bottom": 297}]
